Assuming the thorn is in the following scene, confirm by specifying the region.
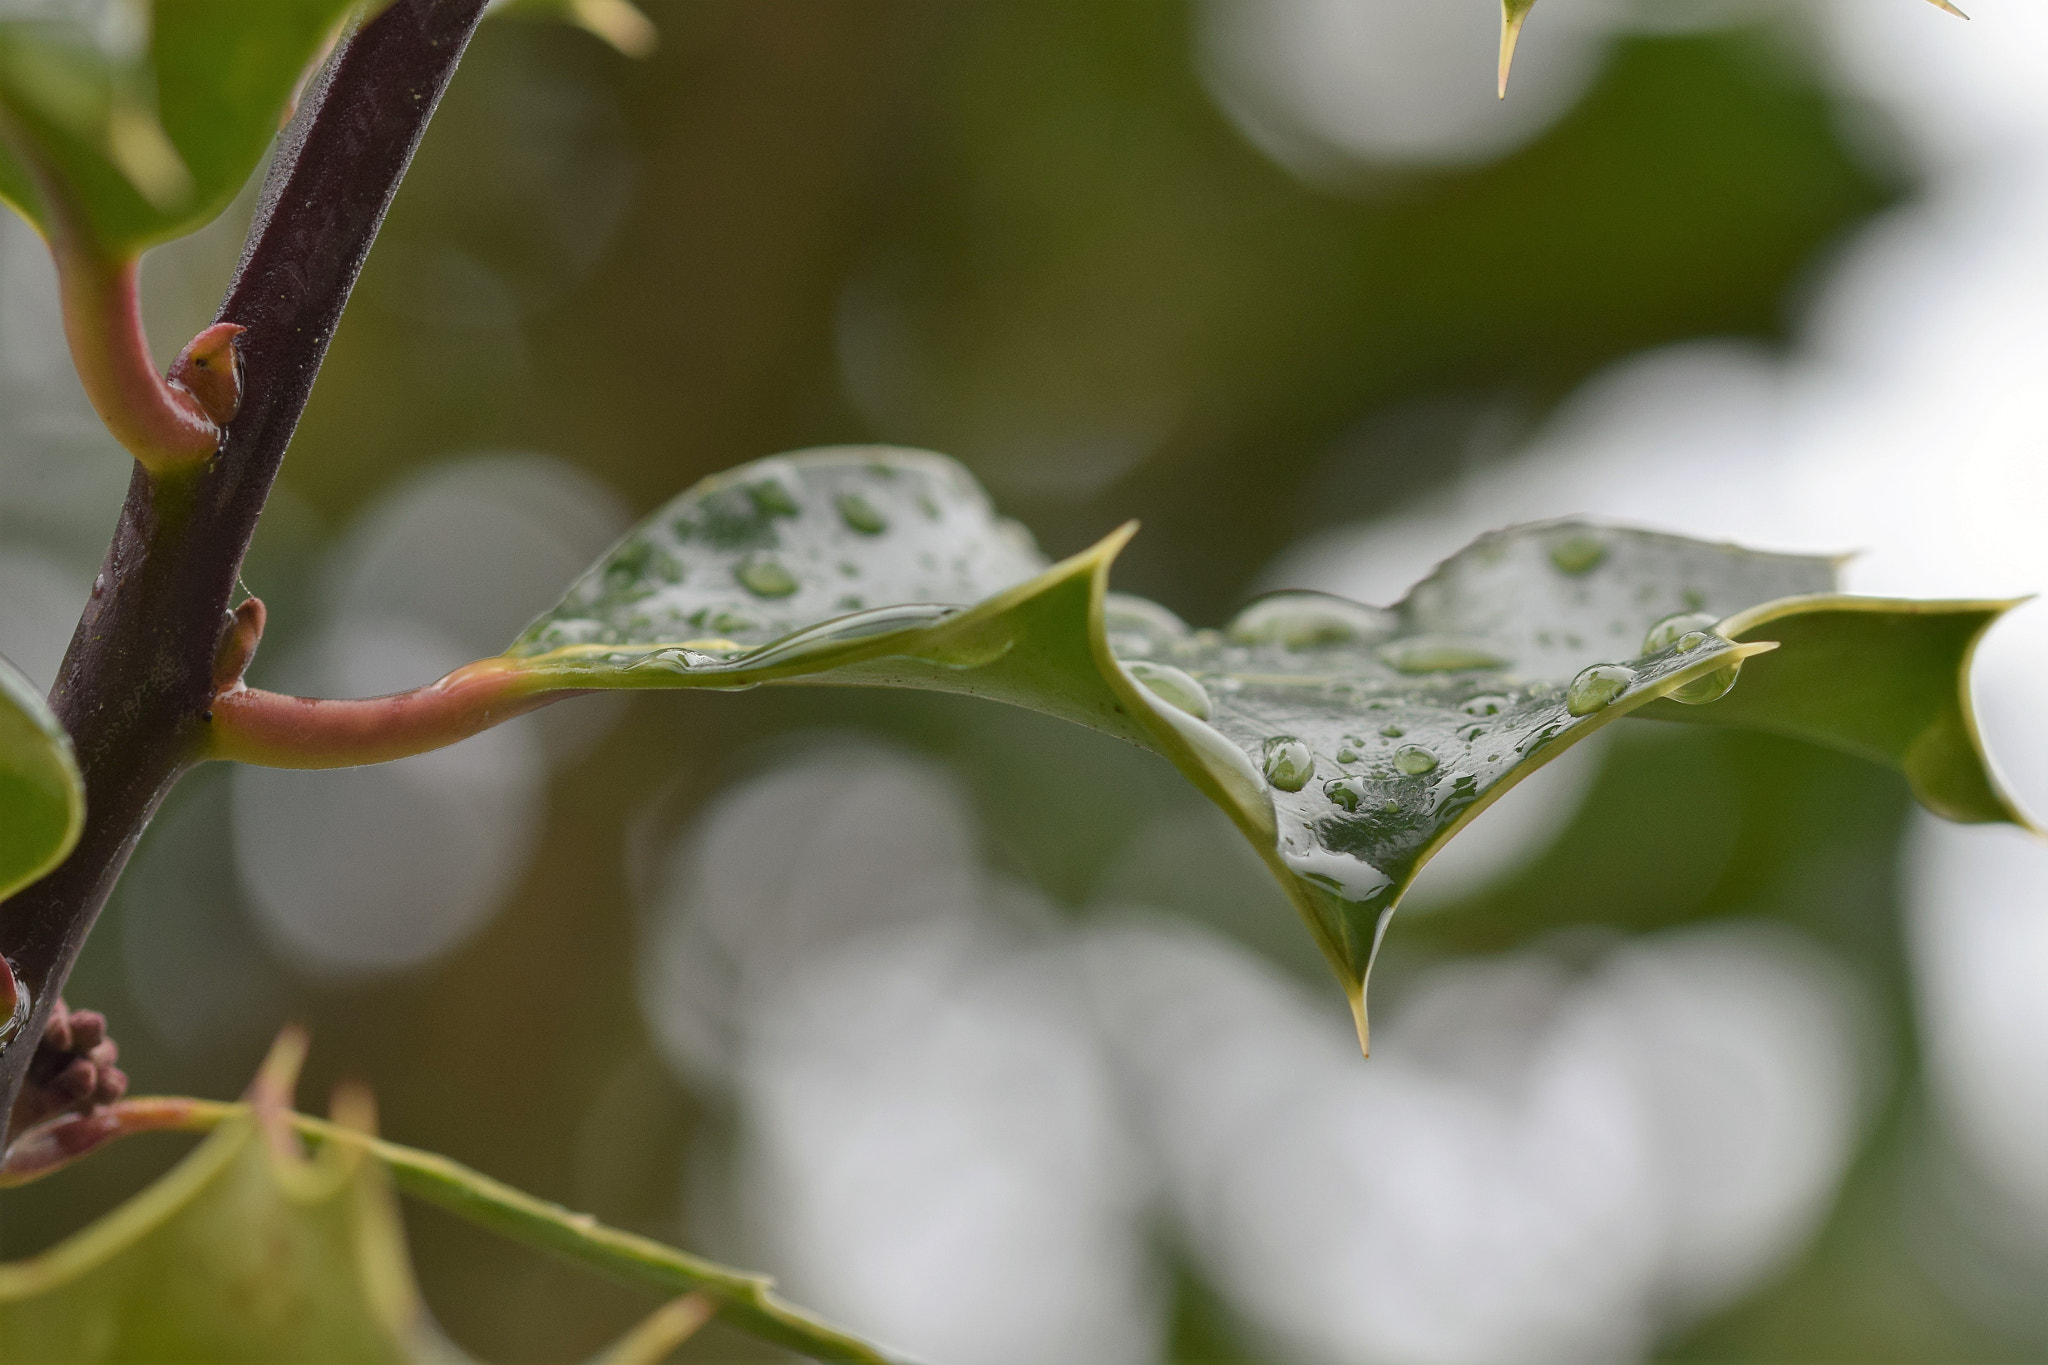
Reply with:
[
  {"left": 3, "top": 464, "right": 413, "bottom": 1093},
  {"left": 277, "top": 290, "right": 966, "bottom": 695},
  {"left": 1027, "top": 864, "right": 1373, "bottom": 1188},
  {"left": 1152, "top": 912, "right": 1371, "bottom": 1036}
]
[
  {"left": 167, "top": 322, "right": 248, "bottom": 427},
  {"left": 248, "top": 1025, "right": 310, "bottom": 1163},
  {"left": 1499, "top": 0, "right": 1537, "bottom": 99},
  {"left": 1923, "top": 0, "right": 1968, "bottom": 15}
]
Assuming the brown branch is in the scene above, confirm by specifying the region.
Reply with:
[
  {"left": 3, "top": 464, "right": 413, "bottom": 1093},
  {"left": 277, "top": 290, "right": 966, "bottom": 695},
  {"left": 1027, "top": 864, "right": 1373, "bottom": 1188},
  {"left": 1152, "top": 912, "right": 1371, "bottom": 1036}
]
[{"left": 0, "top": 0, "right": 491, "bottom": 1137}]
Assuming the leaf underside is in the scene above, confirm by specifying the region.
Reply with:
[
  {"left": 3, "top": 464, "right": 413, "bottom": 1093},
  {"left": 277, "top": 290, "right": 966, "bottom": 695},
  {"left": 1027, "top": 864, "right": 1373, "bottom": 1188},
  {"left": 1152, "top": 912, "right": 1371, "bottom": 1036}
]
[
  {"left": 0, "top": 1, "right": 355, "bottom": 258},
  {"left": 505, "top": 447, "right": 2024, "bottom": 1051},
  {"left": 0, "top": 653, "right": 84, "bottom": 905}
]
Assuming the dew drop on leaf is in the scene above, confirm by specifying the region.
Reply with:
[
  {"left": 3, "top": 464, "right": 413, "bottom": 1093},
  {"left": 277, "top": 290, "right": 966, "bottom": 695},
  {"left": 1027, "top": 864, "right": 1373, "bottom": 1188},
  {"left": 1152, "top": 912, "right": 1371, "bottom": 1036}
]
[
  {"left": 1379, "top": 723, "right": 1404, "bottom": 738},
  {"left": 1672, "top": 661, "right": 1741, "bottom": 705},
  {"left": 1228, "top": 593, "right": 1396, "bottom": 649},
  {"left": 1393, "top": 743, "right": 1439, "bottom": 776},
  {"left": 1643, "top": 610, "right": 1719, "bottom": 655},
  {"left": 1262, "top": 736, "right": 1315, "bottom": 792},
  {"left": 1324, "top": 777, "right": 1364, "bottom": 812},
  {"left": 836, "top": 492, "right": 888, "bottom": 535},
  {"left": 735, "top": 558, "right": 799, "bottom": 598},
  {"left": 1124, "top": 661, "right": 1212, "bottom": 720},
  {"left": 1566, "top": 663, "right": 1635, "bottom": 716},
  {"left": 746, "top": 479, "right": 800, "bottom": 518},
  {"left": 1549, "top": 533, "right": 1608, "bottom": 575},
  {"left": 1379, "top": 637, "right": 1510, "bottom": 673}
]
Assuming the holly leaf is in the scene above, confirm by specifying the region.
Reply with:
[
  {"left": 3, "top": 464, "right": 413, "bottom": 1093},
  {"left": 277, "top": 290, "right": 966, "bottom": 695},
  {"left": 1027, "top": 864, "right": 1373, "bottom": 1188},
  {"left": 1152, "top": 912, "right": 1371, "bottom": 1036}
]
[
  {"left": 0, "top": 0, "right": 356, "bottom": 259},
  {"left": 494, "top": 447, "right": 2022, "bottom": 1050},
  {"left": 0, "top": 1035, "right": 918, "bottom": 1364},
  {"left": 0, "top": 652, "right": 83, "bottom": 905}
]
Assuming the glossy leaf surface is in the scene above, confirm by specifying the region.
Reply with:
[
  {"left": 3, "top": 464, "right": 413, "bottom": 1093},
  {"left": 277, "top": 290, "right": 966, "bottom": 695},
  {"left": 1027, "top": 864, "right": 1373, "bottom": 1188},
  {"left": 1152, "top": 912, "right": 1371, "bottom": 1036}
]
[
  {"left": 0, "top": 1, "right": 354, "bottom": 258},
  {"left": 0, "top": 653, "right": 83, "bottom": 903},
  {"left": 507, "top": 448, "right": 2022, "bottom": 1049}
]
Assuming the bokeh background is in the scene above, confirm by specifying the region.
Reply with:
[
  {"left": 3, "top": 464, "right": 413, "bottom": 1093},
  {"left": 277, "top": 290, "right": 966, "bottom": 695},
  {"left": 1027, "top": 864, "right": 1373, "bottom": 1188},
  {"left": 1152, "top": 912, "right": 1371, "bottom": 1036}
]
[{"left": 5, "top": 0, "right": 2048, "bottom": 1360}]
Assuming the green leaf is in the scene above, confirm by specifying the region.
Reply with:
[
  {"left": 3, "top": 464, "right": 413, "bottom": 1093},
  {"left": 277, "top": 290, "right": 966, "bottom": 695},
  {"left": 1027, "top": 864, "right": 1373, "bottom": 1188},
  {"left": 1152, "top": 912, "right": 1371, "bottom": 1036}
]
[
  {"left": 502, "top": 447, "right": 2021, "bottom": 1050},
  {"left": 0, "top": 1041, "right": 918, "bottom": 1364},
  {"left": 0, "top": 0, "right": 355, "bottom": 258},
  {"left": 0, "top": 1105, "right": 430, "bottom": 1361},
  {"left": 0, "top": 652, "right": 83, "bottom": 904}
]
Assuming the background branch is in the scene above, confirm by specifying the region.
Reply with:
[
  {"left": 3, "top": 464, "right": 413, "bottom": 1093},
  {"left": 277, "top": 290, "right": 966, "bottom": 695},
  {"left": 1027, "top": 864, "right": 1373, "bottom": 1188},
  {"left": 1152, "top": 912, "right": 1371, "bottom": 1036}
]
[{"left": 0, "top": 0, "right": 490, "bottom": 1137}]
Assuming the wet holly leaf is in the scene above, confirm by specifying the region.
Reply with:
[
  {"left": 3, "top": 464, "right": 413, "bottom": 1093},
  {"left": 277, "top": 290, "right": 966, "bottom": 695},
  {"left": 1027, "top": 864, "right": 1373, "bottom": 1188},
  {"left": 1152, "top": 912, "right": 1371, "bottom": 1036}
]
[
  {"left": 502, "top": 447, "right": 2022, "bottom": 1051},
  {"left": 0, "top": 1, "right": 355, "bottom": 259},
  {"left": 0, "top": 653, "right": 82, "bottom": 904}
]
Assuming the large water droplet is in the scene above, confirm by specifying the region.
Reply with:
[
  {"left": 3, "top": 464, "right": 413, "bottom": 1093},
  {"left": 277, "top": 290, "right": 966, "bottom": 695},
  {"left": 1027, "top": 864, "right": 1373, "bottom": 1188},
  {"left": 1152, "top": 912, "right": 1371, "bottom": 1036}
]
[
  {"left": 836, "top": 492, "right": 887, "bottom": 535},
  {"left": 1566, "top": 663, "right": 1635, "bottom": 716},
  {"left": 1393, "top": 743, "right": 1438, "bottom": 776},
  {"left": 1103, "top": 593, "right": 1190, "bottom": 659},
  {"left": 1262, "top": 736, "right": 1315, "bottom": 792},
  {"left": 736, "top": 558, "right": 799, "bottom": 598},
  {"left": 1672, "top": 660, "right": 1741, "bottom": 705},
  {"left": 1379, "top": 636, "right": 1510, "bottom": 674},
  {"left": 1643, "top": 610, "right": 1719, "bottom": 655},
  {"left": 1228, "top": 592, "right": 1396, "bottom": 649},
  {"left": 1124, "top": 661, "right": 1212, "bottom": 720},
  {"left": 1549, "top": 533, "right": 1607, "bottom": 575},
  {"left": 1324, "top": 777, "right": 1365, "bottom": 812}
]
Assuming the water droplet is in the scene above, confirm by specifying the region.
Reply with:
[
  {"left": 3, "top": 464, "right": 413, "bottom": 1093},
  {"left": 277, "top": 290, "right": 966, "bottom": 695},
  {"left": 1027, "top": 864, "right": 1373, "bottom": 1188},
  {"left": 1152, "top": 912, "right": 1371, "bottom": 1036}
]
[
  {"left": 1124, "top": 661, "right": 1212, "bottom": 720},
  {"left": 736, "top": 559, "right": 799, "bottom": 598},
  {"left": 1262, "top": 736, "right": 1315, "bottom": 792},
  {"left": 1566, "top": 662, "right": 1635, "bottom": 716},
  {"left": 1228, "top": 593, "right": 1396, "bottom": 649},
  {"left": 1549, "top": 533, "right": 1607, "bottom": 575},
  {"left": 1393, "top": 744, "right": 1438, "bottom": 776},
  {"left": 1324, "top": 778, "right": 1364, "bottom": 812},
  {"left": 1103, "top": 593, "right": 1190, "bottom": 659},
  {"left": 1379, "top": 637, "right": 1510, "bottom": 674},
  {"left": 1643, "top": 611, "right": 1719, "bottom": 655},
  {"left": 1461, "top": 694, "right": 1510, "bottom": 717},
  {"left": 1379, "top": 723, "right": 1404, "bottom": 738},
  {"left": 836, "top": 492, "right": 887, "bottom": 535},
  {"left": 1672, "top": 661, "right": 1741, "bottom": 705},
  {"left": 747, "top": 479, "right": 800, "bottom": 518},
  {"left": 1336, "top": 747, "right": 1358, "bottom": 763}
]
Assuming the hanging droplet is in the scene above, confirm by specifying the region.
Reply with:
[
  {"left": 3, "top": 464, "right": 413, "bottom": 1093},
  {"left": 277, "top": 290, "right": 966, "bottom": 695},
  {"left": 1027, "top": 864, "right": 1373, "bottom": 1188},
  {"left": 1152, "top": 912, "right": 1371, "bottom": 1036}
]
[
  {"left": 1262, "top": 736, "right": 1315, "bottom": 792},
  {"left": 1124, "top": 661, "right": 1212, "bottom": 720},
  {"left": 1566, "top": 663, "right": 1635, "bottom": 716},
  {"left": 1672, "top": 661, "right": 1741, "bottom": 705},
  {"left": 836, "top": 492, "right": 888, "bottom": 535},
  {"left": 1548, "top": 532, "right": 1607, "bottom": 575},
  {"left": 1642, "top": 610, "right": 1719, "bottom": 655},
  {"left": 736, "top": 558, "right": 799, "bottom": 598},
  {"left": 1228, "top": 593, "right": 1396, "bottom": 649},
  {"left": 1393, "top": 743, "right": 1439, "bottom": 776}
]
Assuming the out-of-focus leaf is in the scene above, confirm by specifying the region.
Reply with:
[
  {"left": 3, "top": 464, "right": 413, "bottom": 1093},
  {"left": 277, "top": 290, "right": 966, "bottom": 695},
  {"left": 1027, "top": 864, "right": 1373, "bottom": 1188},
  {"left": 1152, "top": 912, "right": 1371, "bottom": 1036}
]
[
  {"left": 496, "top": 448, "right": 2021, "bottom": 1049},
  {"left": 487, "top": 0, "right": 656, "bottom": 57},
  {"left": 0, "top": 1097, "right": 430, "bottom": 1360},
  {"left": 0, "top": 0, "right": 355, "bottom": 258},
  {"left": 0, "top": 652, "right": 82, "bottom": 904},
  {"left": 1501, "top": 0, "right": 1966, "bottom": 98},
  {"left": 0, "top": 1042, "right": 919, "bottom": 1364},
  {"left": 1, "top": 1111, "right": 914, "bottom": 1365}
]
